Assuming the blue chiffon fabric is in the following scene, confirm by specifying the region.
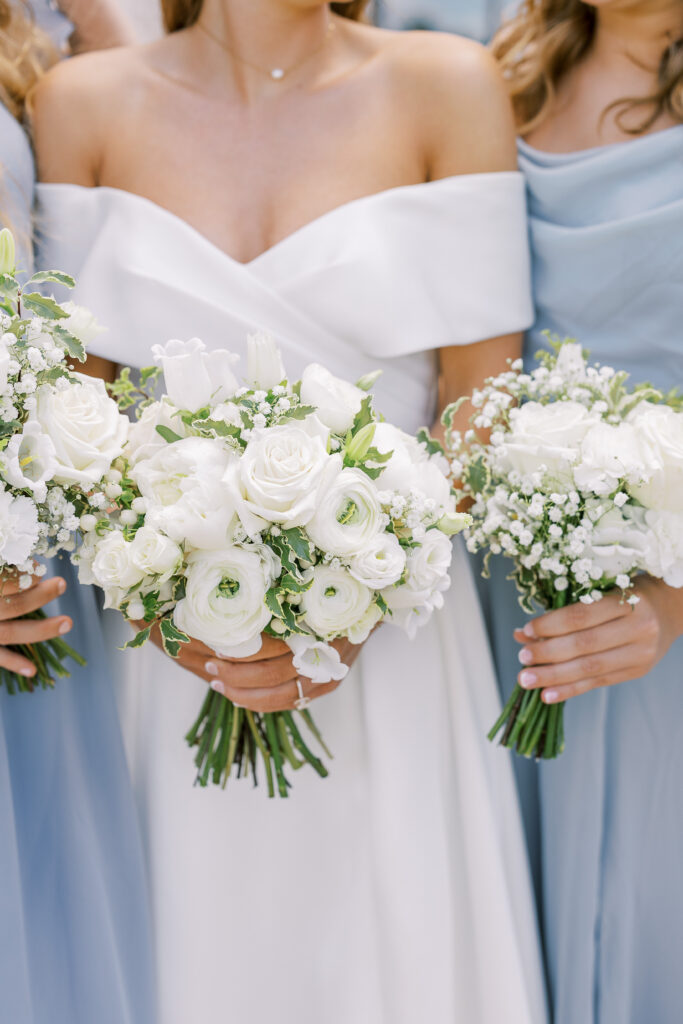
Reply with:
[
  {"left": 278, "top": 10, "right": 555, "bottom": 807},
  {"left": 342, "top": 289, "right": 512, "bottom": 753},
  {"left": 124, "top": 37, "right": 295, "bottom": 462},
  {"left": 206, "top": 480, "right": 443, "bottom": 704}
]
[
  {"left": 0, "top": 27, "right": 155, "bottom": 1024},
  {"left": 480, "top": 127, "right": 683, "bottom": 1024}
]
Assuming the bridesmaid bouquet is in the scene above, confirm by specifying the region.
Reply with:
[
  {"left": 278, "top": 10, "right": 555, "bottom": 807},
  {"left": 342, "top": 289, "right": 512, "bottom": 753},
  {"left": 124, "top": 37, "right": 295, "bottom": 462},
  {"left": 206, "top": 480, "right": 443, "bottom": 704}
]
[
  {"left": 449, "top": 338, "right": 683, "bottom": 760},
  {"left": 77, "top": 333, "right": 469, "bottom": 796},
  {"left": 0, "top": 230, "right": 128, "bottom": 691}
]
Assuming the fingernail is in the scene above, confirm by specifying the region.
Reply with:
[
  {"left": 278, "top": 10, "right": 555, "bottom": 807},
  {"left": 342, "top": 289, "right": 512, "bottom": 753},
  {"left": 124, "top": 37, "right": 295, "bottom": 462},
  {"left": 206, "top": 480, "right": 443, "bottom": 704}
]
[
  {"left": 523, "top": 622, "right": 535, "bottom": 638},
  {"left": 518, "top": 647, "right": 534, "bottom": 665},
  {"left": 210, "top": 680, "right": 225, "bottom": 695},
  {"left": 59, "top": 619, "right": 72, "bottom": 635},
  {"left": 519, "top": 670, "right": 537, "bottom": 689},
  {"left": 57, "top": 578, "right": 66, "bottom": 595},
  {"left": 543, "top": 690, "right": 559, "bottom": 704},
  {"left": 20, "top": 667, "right": 35, "bottom": 678},
  {"left": 205, "top": 662, "right": 219, "bottom": 676}
]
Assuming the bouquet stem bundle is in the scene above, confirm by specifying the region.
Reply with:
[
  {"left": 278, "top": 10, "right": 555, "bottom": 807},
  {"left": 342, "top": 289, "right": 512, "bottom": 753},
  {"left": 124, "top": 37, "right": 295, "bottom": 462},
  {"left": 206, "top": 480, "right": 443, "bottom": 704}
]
[{"left": 0, "top": 608, "right": 86, "bottom": 693}]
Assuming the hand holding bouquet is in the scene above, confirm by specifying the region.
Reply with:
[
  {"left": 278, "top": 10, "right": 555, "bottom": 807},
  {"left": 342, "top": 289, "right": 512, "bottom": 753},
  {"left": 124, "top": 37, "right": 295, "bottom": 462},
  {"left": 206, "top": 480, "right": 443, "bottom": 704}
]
[
  {"left": 78, "top": 333, "right": 470, "bottom": 796},
  {"left": 449, "top": 338, "right": 683, "bottom": 760}
]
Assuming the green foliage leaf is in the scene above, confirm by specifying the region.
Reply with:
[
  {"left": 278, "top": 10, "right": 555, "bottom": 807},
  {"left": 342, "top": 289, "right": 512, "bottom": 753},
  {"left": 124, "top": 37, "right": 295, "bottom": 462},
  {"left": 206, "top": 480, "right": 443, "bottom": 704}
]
[
  {"left": 350, "top": 395, "right": 375, "bottom": 435},
  {"left": 463, "top": 455, "right": 490, "bottom": 495},
  {"left": 28, "top": 270, "right": 76, "bottom": 289},
  {"left": 265, "top": 588, "right": 284, "bottom": 618},
  {"left": 0, "top": 273, "right": 19, "bottom": 304},
  {"left": 21, "top": 292, "right": 67, "bottom": 320},
  {"left": 156, "top": 424, "right": 184, "bottom": 444},
  {"left": 416, "top": 427, "right": 445, "bottom": 457},
  {"left": 124, "top": 626, "right": 152, "bottom": 650},
  {"left": 52, "top": 324, "right": 85, "bottom": 362},
  {"left": 279, "top": 404, "right": 315, "bottom": 421},
  {"left": 139, "top": 365, "right": 161, "bottom": 386},
  {"left": 160, "top": 617, "right": 190, "bottom": 659},
  {"left": 375, "top": 593, "right": 388, "bottom": 616},
  {"left": 281, "top": 527, "right": 313, "bottom": 563}
]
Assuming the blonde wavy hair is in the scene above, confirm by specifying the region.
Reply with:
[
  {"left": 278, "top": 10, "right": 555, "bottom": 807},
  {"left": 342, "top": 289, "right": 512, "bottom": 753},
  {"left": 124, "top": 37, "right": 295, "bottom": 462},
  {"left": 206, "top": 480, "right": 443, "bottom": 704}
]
[
  {"left": 492, "top": 0, "right": 683, "bottom": 134},
  {"left": 161, "top": 0, "right": 371, "bottom": 33},
  {"left": 0, "top": 0, "right": 55, "bottom": 121}
]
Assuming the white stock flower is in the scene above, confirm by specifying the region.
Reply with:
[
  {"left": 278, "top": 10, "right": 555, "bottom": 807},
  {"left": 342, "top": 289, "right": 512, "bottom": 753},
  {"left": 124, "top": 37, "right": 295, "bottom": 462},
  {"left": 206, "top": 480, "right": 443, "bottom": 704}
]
[
  {"left": 0, "top": 490, "right": 39, "bottom": 566},
  {"left": 574, "top": 421, "right": 654, "bottom": 496},
  {"left": 497, "top": 401, "right": 598, "bottom": 483},
  {"left": 300, "top": 363, "right": 364, "bottom": 434},
  {"left": 2, "top": 421, "right": 57, "bottom": 502},
  {"left": 246, "top": 332, "right": 286, "bottom": 390},
  {"left": 173, "top": 546, "right": 274, "bottom": 658},
  {"left": 287, "top": 635, "right": 349, "bottom": 684},
  {"left": 152, "top": 338, "right": 240, "bottom": 411},
  {"left": 628, "top": 403, "right": 683, "bottom": 512},
  {"left": 60, "top": 301, "right": 105, "bottom": 348},
  {"left": 89, "top": 530, "right": 145, "bottom": 609},
  {"left": 129, "top": 526, "right": 183, "bottom": 582},
  {"left": 132, "top": 437, "right": 238, "bottom": 550},
  {"left": 348, "top": 532, "right": 406, "bottom": 589},
  {"left": 307, "top": 464, "right": 384, "bottom": 558},
  {"left": 555, "top": 342, "right": 587, "bottom": 381},
  {"left": 643, "top": 509, "right": 683, "bottom": 587},
  {"left": 301, "top": 564, "right": 374, "bottom": 640},
  {"left": 31, "top": 373, "right": 128, "bottom": 488},
  {"left": 126, "top": 398, "right": 186, "bottom": 465}
]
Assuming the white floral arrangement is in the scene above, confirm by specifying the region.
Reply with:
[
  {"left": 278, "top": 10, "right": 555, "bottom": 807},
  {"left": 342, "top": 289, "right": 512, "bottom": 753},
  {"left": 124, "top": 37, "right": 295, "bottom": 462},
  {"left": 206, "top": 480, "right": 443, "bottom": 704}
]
[
  {"left": 0, "top": 229, "right": 128, "bottom": 690},
  {"left": 448, "top": 337, "right": 683, "bottom": 760},
  {"left": 78, "top": 333, "right": 470, "bottom": 796}
]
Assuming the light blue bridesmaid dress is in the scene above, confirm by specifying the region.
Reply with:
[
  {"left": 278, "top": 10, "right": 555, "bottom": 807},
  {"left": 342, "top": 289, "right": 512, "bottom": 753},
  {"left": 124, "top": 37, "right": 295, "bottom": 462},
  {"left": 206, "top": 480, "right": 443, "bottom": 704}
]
[
  {"left": 480, "top": 126, "right": 683, "bottom": 1024},
  {"left": 0, "top": 11, "right": 156, "bottom": 1024}
]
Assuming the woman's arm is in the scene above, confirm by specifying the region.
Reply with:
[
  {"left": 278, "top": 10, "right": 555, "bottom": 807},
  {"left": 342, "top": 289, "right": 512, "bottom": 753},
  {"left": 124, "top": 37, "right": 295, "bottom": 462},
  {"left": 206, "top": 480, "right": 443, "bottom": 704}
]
[{"left": 54, "top": 0, "right": 137, "bottom": 53}]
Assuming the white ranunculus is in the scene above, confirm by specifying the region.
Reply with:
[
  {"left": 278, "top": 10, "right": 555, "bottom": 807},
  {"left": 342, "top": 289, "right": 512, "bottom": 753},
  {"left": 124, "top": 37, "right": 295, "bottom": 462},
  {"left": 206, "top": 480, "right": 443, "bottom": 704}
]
[
  {"left": 301, "top": 564, "right": 374, "bottom": 640},
  {"left": 0, "top": 490, "right": 39, "bottom": 566},
  {"left": 584, "top": 505, "right": 649, "bottom": 578},
  {"left": 300, "top": 363, "right": 364, "bottom": 434},
  {"left": 307, "top": 464, "right": 384, "bottom": 558},
  {"left": 152, "top": 337, "right": 240, "bottom": 412},
  {"left": 90, "top": 530, "right": 145, "bottom": 609},
  {"left": 224, "top": 419, "right": 330, "bottom": 536},
  {"left": 497, "top": 401, "right": 598, "bottom": 483},
  {"left": 628, "top": 403, "right": 683, "bottom": 512},
  {"left": 246, "top": 332, "right": 286, "bottom": 391},
  {"left": 60, "top": 301, "right": 105, "bottom": 348},
  {"left": 381, "top": 530, "right": 453, "bottom": 638},
  {"left": 129, "top": 526, "right": 183, "bottom": 583},
  {"left": 555, "top": 342, "right": 587, "bottom": 381},
  {"left": 287, "top": 635, "right": 349, "bottom": 684},
  {"left": 643, "top": 509, "right": 683, "bottom": 587},
  {"left": 348, "top": 532, "right": 406, "bottom": 589},
  {"left": 173, "top": 546, "right": 274, "bottom": 658},
  {"left": 2, "top": 421, "right": 57, "bottom": 502},
  {"left": 574, "top": 421, "right": 655, "bottom": 496},
  {"left": 126, "top": 398, "right": 186, "bottom": 465},
  {"left": 132, "top": 437, "right": 238, "bottom": 550},
  {"left": 32, "top": 373, "right": 128, "bottom": 488}
]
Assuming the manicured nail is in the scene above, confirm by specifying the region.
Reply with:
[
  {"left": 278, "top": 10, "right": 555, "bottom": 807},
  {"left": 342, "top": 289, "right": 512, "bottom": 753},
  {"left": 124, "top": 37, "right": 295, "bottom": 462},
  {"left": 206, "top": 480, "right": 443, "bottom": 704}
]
[
  {"left": 523, "top": 622, "right": 535, "bottom": 638},
  {"left": 210, "top": 679, "right": 225, "bottom": 695},
  {"left": 519, "top": 670, "right": 537, "bottom": 688},
  {"left": 57, "top": 578, "right": 66, "bottom": 595},
  {"left": 20, "top": 667, "right": 35, "bottom": 678},
  {"left": 518, "top": 647, "right": 534, "bottom": 665},
  {"left": 543, "top": 690, "right": 559, "bottom": 703},
  {"left": 59, "top": 619, "right": 72, "bottom": 635},
  {"left": 205, "top": 662, "right": 219, "bottom": 676}
]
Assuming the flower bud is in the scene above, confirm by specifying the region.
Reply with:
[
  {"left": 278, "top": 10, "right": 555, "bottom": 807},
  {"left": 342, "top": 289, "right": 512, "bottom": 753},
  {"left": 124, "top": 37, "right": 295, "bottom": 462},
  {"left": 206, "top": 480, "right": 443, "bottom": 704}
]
[
  {"left": 0, "top": 229, "right": 16, "bottom": 275},
  {"left": 437, "top": 511, "right": 472, "bottom": 536},
  {"left": 345, "top": 422, "right": 376, "bottom": 462}
]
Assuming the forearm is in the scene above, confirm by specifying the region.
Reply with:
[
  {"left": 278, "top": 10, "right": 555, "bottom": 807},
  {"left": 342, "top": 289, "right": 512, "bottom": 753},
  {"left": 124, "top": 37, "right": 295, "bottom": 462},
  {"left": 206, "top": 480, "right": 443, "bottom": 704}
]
[{"left": 56, "top": 0, "right": 136, "bottom": 52}]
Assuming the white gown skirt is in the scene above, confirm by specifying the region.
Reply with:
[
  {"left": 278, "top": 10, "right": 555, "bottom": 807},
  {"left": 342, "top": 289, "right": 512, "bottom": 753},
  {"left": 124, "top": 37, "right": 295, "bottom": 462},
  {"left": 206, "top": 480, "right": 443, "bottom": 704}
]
[{"left": 107, "top": 541, "right": 547, "bottom": 1024}]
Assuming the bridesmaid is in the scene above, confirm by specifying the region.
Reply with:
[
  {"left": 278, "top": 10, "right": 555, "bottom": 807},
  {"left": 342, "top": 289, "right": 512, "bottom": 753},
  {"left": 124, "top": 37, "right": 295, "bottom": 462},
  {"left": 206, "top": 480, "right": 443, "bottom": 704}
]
[
  {"left": 0, "top": 4, "right": 155, "bottom": 1024},
  {"left": 486, "top": 2, "right": 683, "bottom": 1022}
]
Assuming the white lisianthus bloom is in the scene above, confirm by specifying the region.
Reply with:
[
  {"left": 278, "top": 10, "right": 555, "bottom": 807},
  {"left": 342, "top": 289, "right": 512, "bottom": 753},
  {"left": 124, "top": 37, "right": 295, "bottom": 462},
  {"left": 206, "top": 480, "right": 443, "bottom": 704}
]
[
  {"left": 246, "top": 332, "right": 286, "bottom": 390},
  {"left": 300, "top": 363, "right": 364, "bottom": 434},
  {"left": 627, "top": 403, "right": 683, "bottom": 512},
  {"left": 126, "top": 398, "right": 186, "bottom": 465},
  {"left": 583, "top": 505, "right": 650, "bottom": 578},
  {"left": 173, "top": 546, "right": 274, "bottom": 658},
  {"left": 574, "top": 421, "right": 655, "bottom": 496},
  {"left": 643, "top": 509, "right": 683, "bottom": 588},
  {"left": 2, "top": 421, "right": 57, "bottom": 502},
  {"left": 132, "top": 437, "right": 238, "bottom": 550},
  {"left": 348, "top": 532, "right": 406, "bottom": 589},
  {"left": 287, "top": 635, "right": 349, "bottom": 684},
  {"left": 60, "top": 301, "right": 105, "bottom": 348},
  {"left": 129, "top": 526, "right": 183, "bottom": 583},
  {"left": 89, "top": 530, "right": 145, "bottom": 609},
  {"left": 224, "top": 418, "right": 330, "bottom": 536},
  {"left": 152, "top": 337, "right": 240, "bottom": 411},
  {"left": 496, "top": 401, "right": 598, "bottom": 483},
  {"left": 0, "top": 490, "right": 39, "bottom": 566},
  {"left": 381, "top": 530, "right": 453, "bottom": 638},
  {"left": 31, "top": 374, "right": 128, "bottom": 488},
  {"left": 301, "top": 564, "right": 374, "bottom": 640},
  {"left": 307, "top": 464, "right": 384, "bottom": 558}
]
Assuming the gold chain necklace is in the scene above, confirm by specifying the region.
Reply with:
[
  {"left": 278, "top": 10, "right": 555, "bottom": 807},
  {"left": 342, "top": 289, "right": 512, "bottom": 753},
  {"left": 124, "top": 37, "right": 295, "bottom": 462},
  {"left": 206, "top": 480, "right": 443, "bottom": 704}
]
[{"left": 196, "top": 17, "right": 335, "bottom": 82}]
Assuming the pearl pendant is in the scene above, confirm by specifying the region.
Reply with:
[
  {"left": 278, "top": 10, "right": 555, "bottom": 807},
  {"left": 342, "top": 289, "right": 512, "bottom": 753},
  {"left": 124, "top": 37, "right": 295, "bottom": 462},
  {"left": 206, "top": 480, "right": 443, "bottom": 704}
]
[{"left": 271, "top": 68, "right": 285, "bottom": 80}]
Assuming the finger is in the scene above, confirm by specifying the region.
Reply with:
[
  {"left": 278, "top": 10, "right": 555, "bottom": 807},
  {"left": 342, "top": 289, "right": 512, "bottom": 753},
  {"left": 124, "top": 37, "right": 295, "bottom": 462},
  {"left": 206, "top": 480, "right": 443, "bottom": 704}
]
[
  {"left": 219, "top": 678, "right": 341, "bottom": 714},
  {"left": 542, "top": 669, "right": 639, "bottom": 704},
  {"left": 0, "top": 577, "right": 67, "bottom": 621},
  {"left": 181, "top": 651, "right": 296, "bottom": 689},
  {"left": 522, "top": 593, "right": 630, "bottom": 640},
  {"left": 135, "top": 624, "right": 289, "bottom": 663},
  {"left": 517, "top": 615, "right": 638, "bottom": 668},
  {"left": 0, "top": 646, "right": 38, "bottom": 678},
  {"left": 518, "top": 642, "right": 646, "bottom": 692},
  {"left": 0, "top": 615, "right": 73, "bottom": 646}
]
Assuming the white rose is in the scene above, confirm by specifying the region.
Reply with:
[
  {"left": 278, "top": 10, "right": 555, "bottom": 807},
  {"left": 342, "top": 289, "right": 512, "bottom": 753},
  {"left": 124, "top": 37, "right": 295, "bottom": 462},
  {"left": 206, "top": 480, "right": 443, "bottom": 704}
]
[
  {"left": 129, "top": 526, "right": 183, "bottom": 582},
  {"left": 90, "top": 530, "right": 145, "bottom": 609},
  {"left": 60, "top": 301, "right": 105, "bottom": 348},
  {"left": 173, "top": 546, "right": 274, "bottom": 658},
  {"left": 224, "top": 419, "right": 330, "bottom": 536},
  {"left": 300, "top": 363, "right": 364, "bottom": 434},
  {"left": 643, "top": 509, "right": 683, "bottom": 588},
  {"left": 301, "top": 564, "right": 374, "bottom": 640},
  {"left": 348, "top": 532, "right": 406, "bottom": 589},
  {"left": 287, "top": 635, "right": 349, "bottom": 684},
  {"left": 584, "top": 505, "right": 649, "bottom": 578},
  {"left": 126, "top": 398, "right": 186, "bottom": 465},
  {"left": 31, "top": 373, "right": 128, "bottom": 488},
  {"left": 497, "top": 401, "right": 598, "bottom": 483},
  {"left": 0, "top": 490, "right": 39, "bottom": 566},
  {"left": 574, "top": 421, "right": 655, "bottom": 496},
  {"left": 628, "top": 403, "right": 683, "bottom": 512},
  {"left": 132, "top": 437, "right": 238, "bottom": 550},
  {"left": 2, "top": 421, "right": 57, "bottom": 502},
  {"left": 246, "top": 332, "right": 286, "bottom": 391},
  {"left": 307, "top": 464, "right": 384, "bottom": 558},
  {"left": 152, "top": 337, "right": 240, "bottom": 411}
]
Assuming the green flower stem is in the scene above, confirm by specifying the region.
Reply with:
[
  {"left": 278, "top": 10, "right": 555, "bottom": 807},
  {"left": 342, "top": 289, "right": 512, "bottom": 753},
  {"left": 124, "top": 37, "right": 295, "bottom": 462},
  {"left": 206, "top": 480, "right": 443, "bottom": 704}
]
[
  {"left": 277, "top": 715, "right": 304, "bottom": 771},
  {"left": 265, "top": 713, "right": 289, "bottom": 799},
  {"left": 300, "top": 708, "right": 334, "bottom": 760},
  {"left": 245, "top": 711, "right": 274, "bottom": 798},
  {"left": 282, "top": 712, "right": 329, "bottom": 779},
  {"left": 223, "top": 706, "right": 243, "bottom": 788}
]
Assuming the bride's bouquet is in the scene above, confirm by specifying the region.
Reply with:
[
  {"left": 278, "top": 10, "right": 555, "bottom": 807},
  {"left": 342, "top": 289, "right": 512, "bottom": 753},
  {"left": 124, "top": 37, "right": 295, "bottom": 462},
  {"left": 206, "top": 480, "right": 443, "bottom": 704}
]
[
  {"left": 78, "top": 334, "right": 469, "bottom": 797},
  {"left": 0, "top": 230, "right": 128, "bottom": 691},
  {"left": 448, "top": 338, "right": 683, "bottom": 760}
]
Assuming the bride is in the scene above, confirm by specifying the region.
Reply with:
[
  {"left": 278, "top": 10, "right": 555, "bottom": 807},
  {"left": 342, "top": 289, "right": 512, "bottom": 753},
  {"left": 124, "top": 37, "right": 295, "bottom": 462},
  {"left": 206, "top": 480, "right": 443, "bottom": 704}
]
[{"left": 33, "top": 2, "right": 547, "bottom": 1021}]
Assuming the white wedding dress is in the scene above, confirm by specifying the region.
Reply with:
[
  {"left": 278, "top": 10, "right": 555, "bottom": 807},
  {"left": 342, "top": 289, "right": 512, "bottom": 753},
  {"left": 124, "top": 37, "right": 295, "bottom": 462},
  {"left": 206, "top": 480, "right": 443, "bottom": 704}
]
[{"left": 38, "top": 174, "right": 548, "bottom": 1024}]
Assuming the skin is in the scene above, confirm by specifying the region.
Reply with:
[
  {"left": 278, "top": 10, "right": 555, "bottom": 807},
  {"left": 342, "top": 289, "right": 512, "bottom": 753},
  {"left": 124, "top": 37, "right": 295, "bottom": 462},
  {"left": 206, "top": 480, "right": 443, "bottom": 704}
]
[
  {"left": 515, "top": 0, "right": 683, "bottom": 705},
  {"left": 32, "top": 0, "right": 522, "bottom": 711},
  {"left": 53, "top": 0, "right": 137, "bottom": 52}
]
